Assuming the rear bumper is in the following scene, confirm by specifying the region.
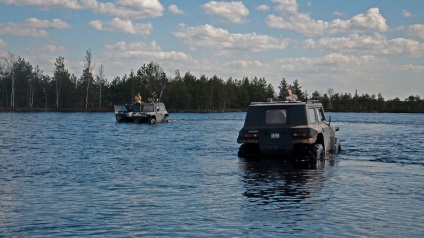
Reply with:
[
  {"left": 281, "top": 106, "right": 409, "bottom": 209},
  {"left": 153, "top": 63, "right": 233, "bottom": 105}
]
[
  {"left": 259, "top": 143, "right": 293, "bottom": 156},
  {"left": 237, "top": 138, "right": 259, "bottom": 144},
  {"left": 238, "top": 137, "right": 293, "bottom": 155}
]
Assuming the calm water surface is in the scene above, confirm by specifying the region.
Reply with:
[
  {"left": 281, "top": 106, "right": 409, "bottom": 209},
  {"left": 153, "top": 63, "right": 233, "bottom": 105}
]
[{"left": 1, "top": 112, "right": 423, "bottom": 237}]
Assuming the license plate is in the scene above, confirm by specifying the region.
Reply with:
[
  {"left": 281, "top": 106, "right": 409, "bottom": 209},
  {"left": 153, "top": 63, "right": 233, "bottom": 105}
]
[{"left": 271, "top": 133, "right": 279, "bottom": 139}]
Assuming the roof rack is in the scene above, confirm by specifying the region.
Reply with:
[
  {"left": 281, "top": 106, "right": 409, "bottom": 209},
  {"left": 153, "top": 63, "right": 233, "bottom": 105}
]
[
  {"left": 250, "top": 101, "right": 303, "bottom": 105},
  {"left": 307, "top": 100, "right": 320, "bottom": 104}
]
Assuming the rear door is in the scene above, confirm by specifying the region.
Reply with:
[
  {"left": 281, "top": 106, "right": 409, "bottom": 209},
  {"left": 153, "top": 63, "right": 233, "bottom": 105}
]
[{"left": 259, "top": 107, "right": 292, "bottom": 153}]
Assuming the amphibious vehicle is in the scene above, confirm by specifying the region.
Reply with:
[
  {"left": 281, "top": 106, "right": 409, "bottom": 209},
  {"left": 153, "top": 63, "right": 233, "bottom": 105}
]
[
  {"left": 114, "top": 102, "right": 169, "bottom": 124},
  {"left": 237, "top": 100, "right": 341, "bottom": 161}
]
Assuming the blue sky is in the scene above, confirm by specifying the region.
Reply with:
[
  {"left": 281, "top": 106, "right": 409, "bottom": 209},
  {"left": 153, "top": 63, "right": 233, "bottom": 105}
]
[{"left": 1, "top": 0, "right": 423, "bottom": 100}]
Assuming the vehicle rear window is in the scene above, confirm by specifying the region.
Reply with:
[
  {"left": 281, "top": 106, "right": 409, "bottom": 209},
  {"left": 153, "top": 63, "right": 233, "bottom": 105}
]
[{"left": 266, "top": 109, "right": 287, "bottom": 124}]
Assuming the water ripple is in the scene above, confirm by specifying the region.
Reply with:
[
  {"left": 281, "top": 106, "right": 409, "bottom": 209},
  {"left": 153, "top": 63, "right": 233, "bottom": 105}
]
[{"left": 0, "top": 112, "right": 423, "bottom": 237}]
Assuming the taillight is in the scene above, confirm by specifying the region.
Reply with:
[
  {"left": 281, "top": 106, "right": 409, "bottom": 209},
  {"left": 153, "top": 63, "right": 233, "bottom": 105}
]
[
  {"left": 292, "top": 132, "right": 307, "bottom": 137},
  {"left": 245, "top": 133, "right": 260, "bottom": 138}
]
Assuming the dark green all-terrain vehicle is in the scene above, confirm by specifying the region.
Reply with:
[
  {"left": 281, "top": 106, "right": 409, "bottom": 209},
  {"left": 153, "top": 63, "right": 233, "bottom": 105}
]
[
  {"left": 237, "top": 100, "right": 341, "bottom": 161},
  {"left": 114, "top": 102, "right": 169, "bottom": 124}
]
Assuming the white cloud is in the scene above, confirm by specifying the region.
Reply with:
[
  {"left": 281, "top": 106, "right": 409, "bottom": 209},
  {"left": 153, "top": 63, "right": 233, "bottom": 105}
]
[
  {"left": 0, "top": 22, "right": 48, "bottom": 37},
  {"left": 274, "top": 53, "right": 393, "bottom": 94},
  {"left": 101, "top": 40, "right": 196, "bottom": 78},
  {"left": 349, "top": 8, "right": 388, "bottom": 32},
  {"left": 266, "top": 13, "right": 326, "bottom": 36},
  {"left": 305, "top": 34, "right": 424, "bottom": 57},
  {"left": 256, "top": 4, "right": 270, "bottom": 12},
  {"left": 266, "top": 8, "right": 388, "bottom": 36},
  {"left": 220, "top": 60, "right": 267, "bottom": 79},
  {"left": 25, "top": 44, "right": 65, "bottom": 53},
  {"left": 225, "top": 59, "right": 263, "bottom": 68},
  {"left": 105, "top": 41, "right": 161, "bottom": 52},
  {"left": 89, "top": 18, "right": 152, "bottom": 36},
  {"left": 388, "top": 38, "right": 424, "bottom": 56},
  {"left": 409, "top": 24, "right": 424, "bottom": 40},
  {"left": 0, "top": 0, "right": 165, "bottom": 19},
  {"left": 89, "top": 20, "right": 103, "bottom": 30},
  {"left": 202, "top": 1, "right": 249, "bottom": 24},
  {"left": 304, "top": 34, "right": 386, "bottom": 53},
  {"left": 82, "top": 0, "right": 164, "bottom": 19},
  {"left": 0, "top": 18, "right": 69, "bottom": 37},
  {"left": 402, "top": 10, "right": 412, "bottom": 18},
  {"left": 174, "top": 24, "right": 288, "bottom": 52},
  {"left": 0, "top": 0, "right": 82, "bottom": 9},
  {"left": 332, "top": 11, "right": 344, "bottom": 17},
  {"left": 25, "top": 18, "right": 70, "bottom": 29},
  {"left": 105, "top": 41, "right": 128, "bottom": 51},
  {"left": 118, "top": 50, "right": 191, "bottom": 62},
  {"left": 169, "top": 4, "right": 184, "bottom": 14},
  {"left": 0, "top": 38, "right": 7, "bottom": 48},
  {"left": 402, "top": 64, "right": 424, "bottom": 73},
  {"left": 272, "top": 0, "right": 298, "bottom": 14}
]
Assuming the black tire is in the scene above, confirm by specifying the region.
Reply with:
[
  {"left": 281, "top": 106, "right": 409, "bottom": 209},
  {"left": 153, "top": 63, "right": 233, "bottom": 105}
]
[
  {"left": 238, "top": 144, "right": 260, "bottom": 159},
  {"left": 314, "top": 143, "right": 325, "bottom": 160},
  {"left": 149, "top": 118, "right": 156, "bottom": 124},
  {"left": 334, "top": 138, "right": 342, "bottom": 154}
]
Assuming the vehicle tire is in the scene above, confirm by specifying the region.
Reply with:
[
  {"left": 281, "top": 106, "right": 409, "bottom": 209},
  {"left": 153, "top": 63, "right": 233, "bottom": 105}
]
[
  {"left": 314, "top": 143, "right": 325, "bottom": 160},
  {"left": 238, "top": 144, "right": 260, "bottom": 159},
  {"left": 334, "top": 138, "right": 342, "bottom": 154},
  {"left": 149, "top": 118, "right": 156, "bottom": 124}
]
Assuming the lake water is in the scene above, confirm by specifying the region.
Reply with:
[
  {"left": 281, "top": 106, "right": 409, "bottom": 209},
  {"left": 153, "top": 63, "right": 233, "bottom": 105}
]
[{"left": 1, "top": 112, "right": 423, "bottom": 237}]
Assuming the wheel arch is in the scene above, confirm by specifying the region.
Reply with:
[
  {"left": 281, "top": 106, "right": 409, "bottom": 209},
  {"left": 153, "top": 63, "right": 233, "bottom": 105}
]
[{"left": 316, "top": 133, "right": 325, "bottom": 152}]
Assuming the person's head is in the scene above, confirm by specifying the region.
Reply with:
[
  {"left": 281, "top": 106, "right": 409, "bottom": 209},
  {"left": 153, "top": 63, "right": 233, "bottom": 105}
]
[
  {"left": 137, "top": 92, "right": 140, "bottom": 96},
  {"left": 286, "top": 89, "right": 292, "bottom": 96}
]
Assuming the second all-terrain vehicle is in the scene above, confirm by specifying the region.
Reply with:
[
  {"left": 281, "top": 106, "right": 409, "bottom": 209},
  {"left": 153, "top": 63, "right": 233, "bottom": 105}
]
[
  {"left": 237, "top": 100, "right": 341, "bottom": 161},
  {"left": 114, "top": 102, "right": 169, "bottom": 124}
]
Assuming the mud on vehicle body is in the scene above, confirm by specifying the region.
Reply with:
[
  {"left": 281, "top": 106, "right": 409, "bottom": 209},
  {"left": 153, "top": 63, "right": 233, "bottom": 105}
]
[{"left": 237, "top": 100, "right": 341, "bottom": 162}]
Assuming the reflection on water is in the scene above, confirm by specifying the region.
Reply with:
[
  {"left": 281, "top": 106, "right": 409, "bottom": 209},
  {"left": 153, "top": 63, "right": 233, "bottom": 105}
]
[
  {"left": 237, "top": 157, "right": 342, "bottom": 236},
  {"left": 239, "top": 157, "right": 337, "bottom": 205}
]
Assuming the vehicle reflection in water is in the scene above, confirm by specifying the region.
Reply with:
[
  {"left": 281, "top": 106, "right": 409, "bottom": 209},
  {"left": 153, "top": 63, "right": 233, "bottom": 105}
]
[{"left": 238, "top": 145, "right": 338, "bottom": 207}]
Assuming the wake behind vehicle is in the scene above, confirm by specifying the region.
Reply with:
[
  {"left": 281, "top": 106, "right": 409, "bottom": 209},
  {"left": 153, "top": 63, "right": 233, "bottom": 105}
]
[
  {"left": 237, "top": 100, "right": 341, "bottom": 162},
  {"left": 114, "top": 102, "right": 169, "bottom": 124}
]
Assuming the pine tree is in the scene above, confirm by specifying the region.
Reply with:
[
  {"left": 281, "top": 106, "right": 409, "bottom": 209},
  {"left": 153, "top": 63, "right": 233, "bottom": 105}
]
[
  {"left": 278, "top": 78, "right": 289, "bottom": 100},
  {"left": 291, "top": 79, "right": 304, "bottom": 101}
]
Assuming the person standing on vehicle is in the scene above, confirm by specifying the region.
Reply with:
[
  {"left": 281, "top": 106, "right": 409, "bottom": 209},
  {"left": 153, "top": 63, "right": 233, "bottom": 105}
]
[
  {"left": 285, "top": 89, "right": 298, "bottom": 101},
  {"left": 151, "top": 92, "right": 158, "bottom": 102},
  {"left": 134, "top": 92, "right": 142, "bottom": 104}
]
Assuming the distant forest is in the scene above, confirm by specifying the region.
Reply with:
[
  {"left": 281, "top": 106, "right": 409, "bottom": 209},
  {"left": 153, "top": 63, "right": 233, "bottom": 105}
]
[{"left": 1, "top": 51, "right": 423, "bottom": 113}]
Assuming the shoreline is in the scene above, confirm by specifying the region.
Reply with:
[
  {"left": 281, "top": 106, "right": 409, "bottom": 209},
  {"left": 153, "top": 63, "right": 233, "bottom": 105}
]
[{"left": 0, "top": 107, "right": 422, "bottom": 113}]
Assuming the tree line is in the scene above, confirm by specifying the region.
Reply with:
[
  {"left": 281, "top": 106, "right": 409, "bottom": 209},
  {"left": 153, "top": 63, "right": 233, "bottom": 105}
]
[{"left": 1, "top": 51, "right": 423, "bottom": 113}]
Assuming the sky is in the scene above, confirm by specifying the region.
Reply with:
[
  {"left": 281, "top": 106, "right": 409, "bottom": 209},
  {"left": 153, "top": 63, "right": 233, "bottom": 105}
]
[{"left": 0, "top": 0, "right": 423, "bottom": 100}]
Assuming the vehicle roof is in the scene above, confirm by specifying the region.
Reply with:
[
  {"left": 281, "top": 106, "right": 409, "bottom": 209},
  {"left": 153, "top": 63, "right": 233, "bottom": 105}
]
[{"left": 249, "top": 100, "right": 322, "bottom": 107}]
